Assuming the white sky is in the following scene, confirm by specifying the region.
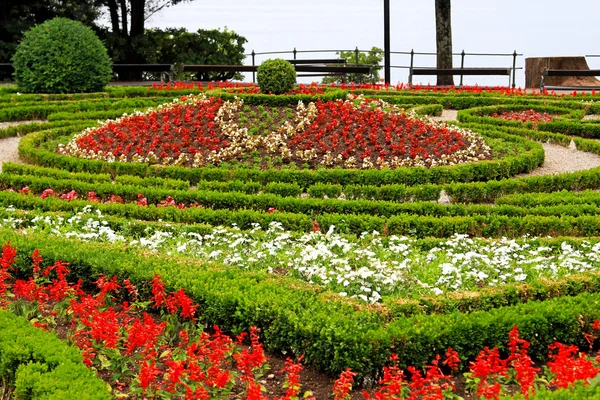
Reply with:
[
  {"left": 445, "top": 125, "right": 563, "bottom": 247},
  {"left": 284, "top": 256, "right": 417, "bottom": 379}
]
[{"left": 142, "top": 0, "right": 600, "bottom": 87}]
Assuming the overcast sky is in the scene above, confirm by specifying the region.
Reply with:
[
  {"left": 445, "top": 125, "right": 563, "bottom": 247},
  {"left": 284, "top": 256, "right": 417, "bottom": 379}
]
[{"left": 142, "top": 0, "right": 600, "bottom": 87}]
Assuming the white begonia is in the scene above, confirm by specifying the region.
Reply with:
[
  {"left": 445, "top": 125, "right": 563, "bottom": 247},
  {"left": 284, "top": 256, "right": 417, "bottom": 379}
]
[{"left": 7, "top": 206, "right": 600, "bottom": 303}]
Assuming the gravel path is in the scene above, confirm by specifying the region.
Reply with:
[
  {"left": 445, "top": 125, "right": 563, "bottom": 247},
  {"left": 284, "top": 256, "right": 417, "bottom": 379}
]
[
  {"left": 0, "top": 137, "right": 22, "bottom": 171},
  {"left": 517, "top": 142, "right": 600, "bottom": 177},
  {"left": 1, "top": 115, "right": 600, "bottom": 177},
  {"left": 0, "top": 121, "right": 45, "bottom": 172},
  {"left": 431, "top": 109, "right": 458, "bottom": 122},
  {"left": 431, "top": 110, "right": 600, "bottom": 177}
]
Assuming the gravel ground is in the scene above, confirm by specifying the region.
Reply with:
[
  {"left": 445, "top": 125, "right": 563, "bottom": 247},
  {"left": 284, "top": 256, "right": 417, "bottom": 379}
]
[
  {"left": 431, "top": 109, "right": 458, "bottom": 122},
  {"left": 0, "top": 121, "right": 45, "bottom": 172},
  {"left": 583, "top": 115, "right": 600, "bottom": 120},
  {"left": 0, "top": 137, "right": 22, "bottom": 171},
  {"left": 518, "top": 142, "right": 600, "bottom": 177},
  {"left": 431, "top": 110, "right": 600, "bottom": 177}
]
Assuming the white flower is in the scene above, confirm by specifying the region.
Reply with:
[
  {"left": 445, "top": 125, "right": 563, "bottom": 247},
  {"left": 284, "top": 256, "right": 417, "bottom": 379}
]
[{"left": 514, "top": 273, "right": 527, "bottom": 282}]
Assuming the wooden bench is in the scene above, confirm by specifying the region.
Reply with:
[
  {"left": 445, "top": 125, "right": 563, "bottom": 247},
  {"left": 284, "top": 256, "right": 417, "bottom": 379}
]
[
  {"left": 540, "top": 69, "right": 600, "bottom": 91},
  {"left": 0, "top": 64, "right": 13, "bottom": 81},
  {"left": 0, "top": 64, "right": 14, "bottom": 73},
  {"left": 286, "top": 58, "right": 347, "bottom": 65},
  {"left": 0, "top": 63, "right": 175, "bottom": 85},
  {"left": 181, "top": 62, "right": 372, "bottom": 81},
  {"left": 111, "top": 64, "right": 174, "bottom": 82},
  {"left": 409, "top": 67, "right": 512, "bottom": 87}
]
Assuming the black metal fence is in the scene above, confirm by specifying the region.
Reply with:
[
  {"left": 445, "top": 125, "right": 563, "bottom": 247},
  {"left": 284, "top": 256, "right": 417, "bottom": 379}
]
[{"left": 246, "top": 48, "right": 523, "bottom": 87}]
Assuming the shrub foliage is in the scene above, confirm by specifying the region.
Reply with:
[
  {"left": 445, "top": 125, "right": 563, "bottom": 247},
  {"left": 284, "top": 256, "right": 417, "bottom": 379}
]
[
  {"left": 12, "top": 17, "right": 112, "bottom": 94},
  {"left": 257, "top": 58, "right": 297, "bottom": 94}
]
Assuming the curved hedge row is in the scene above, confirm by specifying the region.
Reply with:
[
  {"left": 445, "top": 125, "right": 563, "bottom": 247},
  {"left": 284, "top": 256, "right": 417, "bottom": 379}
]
[
  {"left": 0, "top": 309, "right": 109, "bottom": 399},
  {"left": 1, "top": 229, "right": 600, "bottom": 381},
  {"left": 7, "top": 170, "right": 600, "bottom": 220}
]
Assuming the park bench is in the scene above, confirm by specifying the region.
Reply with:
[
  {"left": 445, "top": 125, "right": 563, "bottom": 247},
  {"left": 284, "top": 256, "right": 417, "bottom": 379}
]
[
  {"left": 287, "top": 58, "right": 347, "bottom": 65},
  {"left": 540, "top": 69, "right": 600, "bottom": 91},
  {"left": 0, "top": 63, "right": 14, "bottom": 81},
  {"left": 0, "top": 64, "right": 14, "bottom": 74},
  {"left": 0, "top": 63, "right": 176, "bottom": 84},
  {"left": 409, "top": 67, "right": 513, "bottom": 87},
  {"left": 111, "top": 64, "right": 175, "bottom": 83}
]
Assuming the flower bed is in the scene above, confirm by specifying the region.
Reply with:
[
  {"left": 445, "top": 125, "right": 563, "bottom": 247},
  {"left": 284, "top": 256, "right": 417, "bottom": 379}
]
[
  {"left": 57, "top": 94, "right": 492, "bottom": 169},
  {"left": 1, "top": 242, "right": 600, "bottom": 399},
  {"left": 491, "top": 109, "right": 558, "bottom": 124},
  {"left": 4, "top": 205, "right": 600, "bottom": 305}
]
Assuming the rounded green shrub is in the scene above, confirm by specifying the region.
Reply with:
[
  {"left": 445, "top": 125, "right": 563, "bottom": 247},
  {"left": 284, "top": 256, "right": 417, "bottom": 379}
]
[
  {"left": 12, "top": 17, "right": 112, "bottom": 94},
  {"left": 257, "top": 58, "right": 296, "bottom": 94}
]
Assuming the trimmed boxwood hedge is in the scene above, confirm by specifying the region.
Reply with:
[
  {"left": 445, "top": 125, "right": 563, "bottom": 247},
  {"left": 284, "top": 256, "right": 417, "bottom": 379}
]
[
  {"left": 0, "top": 309, "right": 109, "bottom": 399},
  {"left": 1, "top": 230, "right": 600, "bottom": 381}
]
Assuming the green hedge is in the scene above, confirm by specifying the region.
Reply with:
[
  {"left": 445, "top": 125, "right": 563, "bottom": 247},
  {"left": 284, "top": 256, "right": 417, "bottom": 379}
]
[
  {"left": 1, "top": 231, "right": 600, "bottom": 379},
  {"left": 0, "top": 309, "right": 109, "bottom": 399},
  {"left": 457, "top": 104, "right": 582, "bottom": 127},
  {"left": 409, "top": 103, "right": 444, "bottom": 117},
  {"left": 457, "top": 104, "right": 600, "bottom": 138},
  {"left": 445, "top": 167, "right": 600, "bottom": 203},
  {"left": 4, "top": 190, "right": 600, "bottom": 237},
  {"left": 0, "top": 120, "right": 95, "bottom": 140},
  {"left": 3, "top": 162, "right": 191, "bottom": 191},
  {"left": 496, "top": 189, "right": 600, "bottom": 207},
  {"left": 23, "top": 159, "right": 600, "bottom": 206},
  {"left": 0, "top": 98, "right": 167, "bottom": 122},
  {"left": 7, "top": 172, "right": 600, "bottom": 219},
  {"left": 386, "top": 270, "right": 600, "bottom": 318}
]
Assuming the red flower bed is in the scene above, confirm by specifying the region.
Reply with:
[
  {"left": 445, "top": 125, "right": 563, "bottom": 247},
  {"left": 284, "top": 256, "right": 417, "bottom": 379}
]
[
  {"left": 150, "top": 81, "right": 325, "bottom": 95},
  {"left": 285, "top": 97, "right": 489, "bottom": 169},
  {"left": 58, "top": 94, "right": 491, "bottom": 170},
  {"left": 1, "top": 243, "right": 600, "bottom": 399},
  {"left": 492, "top": 109, "right": 558, "bottom": 124},
  {"left": 148, "top": 81, "right": 600, "bottom": 97}
]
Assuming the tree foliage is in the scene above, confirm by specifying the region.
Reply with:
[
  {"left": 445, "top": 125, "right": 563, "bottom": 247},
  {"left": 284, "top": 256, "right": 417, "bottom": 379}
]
[
  {"left": 322, "top": 47, "right": 383, "bottom": 85},
  {"left": 142, "top": 27, "right": 248, "bottom": 80}
]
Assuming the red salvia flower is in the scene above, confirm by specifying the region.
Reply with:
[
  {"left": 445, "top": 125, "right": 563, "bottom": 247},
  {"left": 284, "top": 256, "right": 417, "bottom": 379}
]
[
  {"left": 151, "top": 274, "right": 166, "bottom": 308},
  {"left": 333, "top": 368, "right": 357, "bottom": 400}
]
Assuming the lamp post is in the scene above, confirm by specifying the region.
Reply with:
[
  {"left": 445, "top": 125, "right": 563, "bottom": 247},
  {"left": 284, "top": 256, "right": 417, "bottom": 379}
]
[{"left": 384, "top": 0, "right": 391, "bottom": 84}]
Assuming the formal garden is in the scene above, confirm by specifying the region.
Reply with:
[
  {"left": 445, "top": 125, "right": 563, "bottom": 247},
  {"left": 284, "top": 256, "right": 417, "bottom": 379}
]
[{"left": 5, "top": 15, "right": 600, "bottom": 400}]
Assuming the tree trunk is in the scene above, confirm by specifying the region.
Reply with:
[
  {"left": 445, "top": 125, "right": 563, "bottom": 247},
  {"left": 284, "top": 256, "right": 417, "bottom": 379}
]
[
  {"left": 129, "top": 0, "right": 145, "bottom": 38},
  {"left": 123, "top": 0, "right": 145, "bottom": 79},
  {"left": 119, "top": 0, "right": 128, "bottom": 36},
  {"left": 435, "top": 0, "right": 454, "bottom": 86},
  {"left": 106, "top": 0, "right": 121, "bottom": 34}
]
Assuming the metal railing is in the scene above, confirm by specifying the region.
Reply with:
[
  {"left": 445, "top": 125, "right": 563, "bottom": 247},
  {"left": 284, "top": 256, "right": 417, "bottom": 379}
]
[
  {"left": 401, "top": 50, "right": 522, "bottom": 88},
  {"left": 246, "top": 48, "right": 523, "bottom": 87}
]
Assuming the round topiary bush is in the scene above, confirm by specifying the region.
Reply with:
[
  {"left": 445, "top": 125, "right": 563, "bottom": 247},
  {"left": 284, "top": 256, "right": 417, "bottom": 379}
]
[
  {"left": 257, "top": 58, "right": 296, "bottom": 94},
  {"left": 12, "top": 17, "right": 112, "bottom": 94}
]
